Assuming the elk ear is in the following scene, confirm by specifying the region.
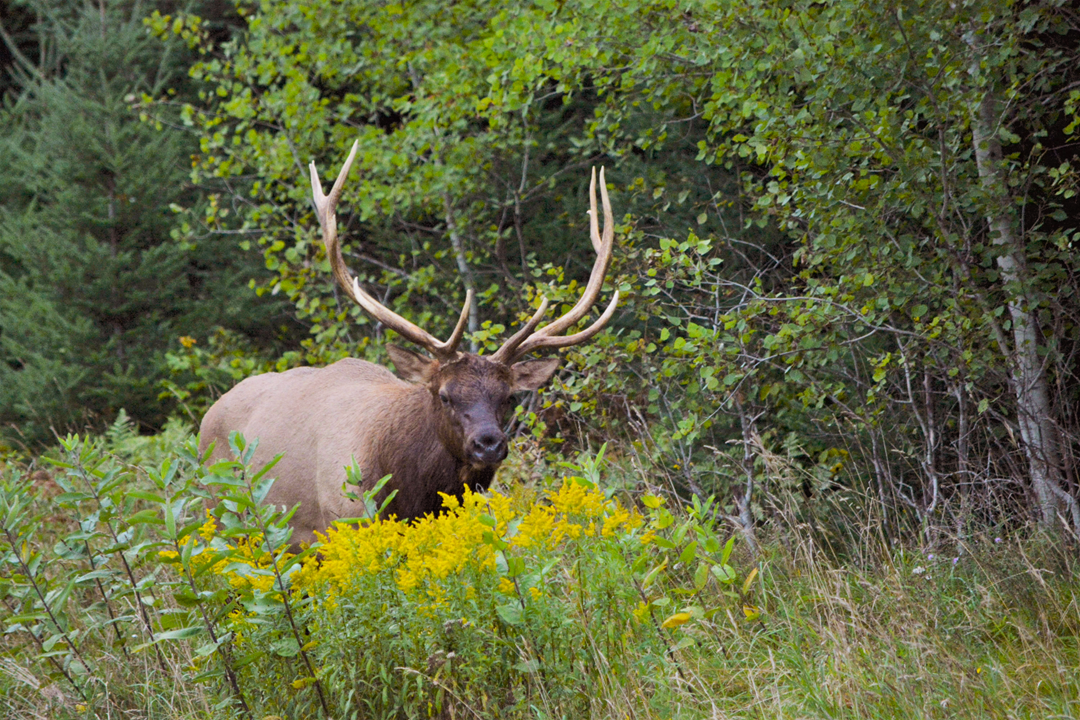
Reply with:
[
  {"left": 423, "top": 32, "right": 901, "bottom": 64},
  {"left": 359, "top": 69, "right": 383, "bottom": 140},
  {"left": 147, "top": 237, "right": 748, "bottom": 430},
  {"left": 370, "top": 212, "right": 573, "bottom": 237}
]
[
  {"left": 387, "top": 344, "right": 439, "bottom": 383},
  {"left": 510, "top": 357, "right": 561, "bottom": 391}
]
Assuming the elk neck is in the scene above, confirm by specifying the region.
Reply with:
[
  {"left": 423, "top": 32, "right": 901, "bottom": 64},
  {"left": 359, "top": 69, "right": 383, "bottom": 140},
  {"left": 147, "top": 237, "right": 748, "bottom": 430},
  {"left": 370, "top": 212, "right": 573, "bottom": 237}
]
[{"left": 371, "top": 379, "right": 498, "bottom": 518}]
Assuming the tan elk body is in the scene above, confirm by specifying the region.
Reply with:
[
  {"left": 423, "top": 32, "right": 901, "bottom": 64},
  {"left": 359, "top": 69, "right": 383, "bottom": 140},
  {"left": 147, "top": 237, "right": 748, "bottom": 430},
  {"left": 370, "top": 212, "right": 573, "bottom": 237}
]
[{"left": 199, "top": 142, "right": 617, "bottom": 547}]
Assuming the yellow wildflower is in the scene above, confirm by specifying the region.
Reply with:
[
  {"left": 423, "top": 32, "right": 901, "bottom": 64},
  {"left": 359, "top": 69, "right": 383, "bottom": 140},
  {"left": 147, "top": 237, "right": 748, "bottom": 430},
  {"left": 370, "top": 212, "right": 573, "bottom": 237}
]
[
  {"left": 294, "top": 481, "right": 644, "bottom": 609},
  {"left": 396, "top": 568, "right": 419, "bottom": 594},
  {"left": 514, "top": 506, "right": 557, "bottom": 549},
  {"left": 197, "top": 510, "right": 217, "bottom": 541},
  {"left": 300, "top": 517, "right": 405, "bottom": 595},
  {"left": 602, "top": 502, "right": 642, "bottom": 536},
  {"left": 549, "top": 480, "right": 608, "bottom": 518}
]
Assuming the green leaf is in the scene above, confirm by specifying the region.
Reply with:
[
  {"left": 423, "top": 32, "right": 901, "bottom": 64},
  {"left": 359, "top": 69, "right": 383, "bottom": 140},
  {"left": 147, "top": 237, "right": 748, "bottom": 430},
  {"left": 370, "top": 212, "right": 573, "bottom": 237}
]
[
  {"left": 712, "top": 564, "right": 737, "bottom": 584},
  {"left": 271, "top": 637, "right": 300, "bottom": 657},
  {"left": 5, "top": 612, "right": 47, "bottom": 625},
  {"left": 127, "top": 509, "right": 165, "bottom": 525},
  {"left": 720, "top": 536, "right": 735, "bottom": 565},
  {"left": 134, "top": 626, "right": 204, "bottom": 651},
  {"left": 642, "top": 495, "right": 664, "bottom": 509},
  {"left": 496, "top": 602, "right": 523, "bottom": 625},
  {"left": 194, "top": 638, "right": 225, "bottom": 657},
  {"left": 694, "top": 562, "right": 710, "bottom": 590}
]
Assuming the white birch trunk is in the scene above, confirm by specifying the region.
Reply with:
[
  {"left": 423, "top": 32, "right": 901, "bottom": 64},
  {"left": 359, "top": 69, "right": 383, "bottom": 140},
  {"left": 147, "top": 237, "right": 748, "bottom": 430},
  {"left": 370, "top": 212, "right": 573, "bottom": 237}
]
[{"left": 971, "top": 91, "right": 1064, "bottom": 528}]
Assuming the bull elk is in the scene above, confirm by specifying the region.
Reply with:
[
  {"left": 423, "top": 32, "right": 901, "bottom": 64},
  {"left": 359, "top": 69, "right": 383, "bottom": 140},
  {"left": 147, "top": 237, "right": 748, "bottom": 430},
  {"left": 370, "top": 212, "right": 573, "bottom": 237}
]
[{"left": 199, "top": 142, "right": 618, "bottom": 546}]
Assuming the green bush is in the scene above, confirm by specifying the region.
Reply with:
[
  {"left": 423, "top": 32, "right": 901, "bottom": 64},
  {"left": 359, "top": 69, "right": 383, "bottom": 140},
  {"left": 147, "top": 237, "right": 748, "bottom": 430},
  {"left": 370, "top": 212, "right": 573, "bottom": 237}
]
[
  {"left": 0, "top": 432, "right": 755, "bottom": 718},
  {"left": 293, "top": 463, "right": 749, "bottom": 718}
]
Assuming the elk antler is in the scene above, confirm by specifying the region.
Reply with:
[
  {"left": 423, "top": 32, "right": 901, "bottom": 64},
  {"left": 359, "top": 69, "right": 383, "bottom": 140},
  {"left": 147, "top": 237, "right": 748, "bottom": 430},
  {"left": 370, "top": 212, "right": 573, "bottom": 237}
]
[
  {"left": 490, "top": 167, "right": 619, "bottom": 365},
  {"left": 310, "top": 141, "right": 472, "bottom": 361}
]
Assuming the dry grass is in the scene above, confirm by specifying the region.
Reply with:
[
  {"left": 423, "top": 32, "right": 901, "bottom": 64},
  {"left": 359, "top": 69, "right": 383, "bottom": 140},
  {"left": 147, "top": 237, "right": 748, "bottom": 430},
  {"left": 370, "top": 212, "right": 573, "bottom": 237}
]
[{"left": 675, "top": 516, "right": 1080, "bottom": 720}]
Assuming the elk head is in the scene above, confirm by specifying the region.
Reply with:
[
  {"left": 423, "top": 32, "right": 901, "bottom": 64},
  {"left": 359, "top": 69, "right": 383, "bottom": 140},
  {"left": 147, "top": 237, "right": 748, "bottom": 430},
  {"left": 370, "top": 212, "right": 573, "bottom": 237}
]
[{"left": 310, "top": 141, "right": 618, "bottom": 473}]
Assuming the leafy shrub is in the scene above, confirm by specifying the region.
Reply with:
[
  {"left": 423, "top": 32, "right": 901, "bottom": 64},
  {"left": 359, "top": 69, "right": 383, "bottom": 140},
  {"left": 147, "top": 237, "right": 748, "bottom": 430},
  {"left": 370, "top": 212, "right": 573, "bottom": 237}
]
[
  {"left": 0, "top": 432, "right": 753, "bottom": 719},
  {"left": 0, "top": 431, "right": 329, "bottom": 717},
  {"left": 221, "top": 450, "right": 752, "bottom": 718}
]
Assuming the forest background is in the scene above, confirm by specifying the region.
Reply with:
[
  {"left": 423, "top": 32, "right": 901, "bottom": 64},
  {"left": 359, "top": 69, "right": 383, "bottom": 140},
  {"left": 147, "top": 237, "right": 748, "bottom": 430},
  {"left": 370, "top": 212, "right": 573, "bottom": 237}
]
[
  {"left": 1, "top": 0, "right": 1079, "bottom": 717},
  {"left": 4, "top": 0, "right": 1080, "bottom": 535}
]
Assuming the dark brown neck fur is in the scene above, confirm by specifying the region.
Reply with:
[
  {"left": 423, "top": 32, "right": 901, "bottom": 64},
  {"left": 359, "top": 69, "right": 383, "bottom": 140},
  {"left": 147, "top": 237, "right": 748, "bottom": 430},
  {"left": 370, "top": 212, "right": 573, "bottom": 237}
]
[{"left": 373, "top": 383, "right": 499, "bottom": 521}]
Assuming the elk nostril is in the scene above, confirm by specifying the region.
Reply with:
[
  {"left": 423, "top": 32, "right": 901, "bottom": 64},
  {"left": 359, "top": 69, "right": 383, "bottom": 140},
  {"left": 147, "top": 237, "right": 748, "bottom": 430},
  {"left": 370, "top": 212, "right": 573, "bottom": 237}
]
[
  {"left": 470, "top": 432, "right": 507, "bottom": 463},
  {"left": 477, "top": 433, "right": 504, "bottom": 452}
]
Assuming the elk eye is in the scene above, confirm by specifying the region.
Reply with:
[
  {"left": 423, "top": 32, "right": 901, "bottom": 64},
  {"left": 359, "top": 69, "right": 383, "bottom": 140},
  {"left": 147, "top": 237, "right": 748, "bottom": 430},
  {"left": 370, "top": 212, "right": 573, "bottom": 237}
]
[{"left": 439, "top": 391, "right": 451, "bottom": 406}]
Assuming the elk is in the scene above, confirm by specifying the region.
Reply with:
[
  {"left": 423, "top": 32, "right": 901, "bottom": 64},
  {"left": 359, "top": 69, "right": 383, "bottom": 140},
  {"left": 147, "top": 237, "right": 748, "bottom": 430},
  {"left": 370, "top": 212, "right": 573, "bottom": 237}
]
[{"left": 199, "top": 142, "right": 618, "bottom": 547}]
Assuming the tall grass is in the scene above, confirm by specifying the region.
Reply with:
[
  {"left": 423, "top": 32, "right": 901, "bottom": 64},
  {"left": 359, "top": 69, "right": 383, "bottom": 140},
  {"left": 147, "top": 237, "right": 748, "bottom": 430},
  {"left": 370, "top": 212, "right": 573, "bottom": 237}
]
[
  {"left": 733, "top": 528, "right": 1079, "bottom": 718},
  {"left": 0, "top": 426, "right": 1076, "bottom": 719}
]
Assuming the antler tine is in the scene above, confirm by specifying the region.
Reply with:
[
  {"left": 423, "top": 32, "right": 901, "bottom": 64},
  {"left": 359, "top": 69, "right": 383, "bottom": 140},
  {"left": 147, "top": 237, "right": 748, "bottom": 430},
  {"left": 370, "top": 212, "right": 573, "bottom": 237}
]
[
  {"left": 588, "top": 165, "right": 603, "bottom": 254},
  {"left": 311, "top": 141, "right": 472, "bottom": 361},
  {"left": 489, "top": 296, "right": 550, "bottom": 365},
  {"left": 533, "top": 167, "right": 614, "bottom": 337},
  {"left": 517, "top": 290, "right": 619, "bottom": 356},
  {"left": 310, "top": 141, "right": 360, "bottom": 297},
  {"left": 439, "top": 286, "right": 473, "bottom": 356},
  {"left": 494, "top": 166, "right": 618, "bottom": 364}
]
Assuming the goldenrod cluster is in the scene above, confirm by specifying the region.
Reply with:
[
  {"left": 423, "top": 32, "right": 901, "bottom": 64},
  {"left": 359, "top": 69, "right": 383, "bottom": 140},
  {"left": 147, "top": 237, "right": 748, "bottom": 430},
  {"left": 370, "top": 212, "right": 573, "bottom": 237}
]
[
  {"left": 157, "top": 512, "right": 224, "bottom": 573},
  {"left": 158, "top": 511, "right": 289, "bottom": 594},
  {"left": 517, "top": 479, "right": 641, "bottom": 547},
  {"left": 225, "top": 534, "right": 285, "bottom": 593},
  {"left": 295, "top": 480, "right": 643, "bottom": 603}
]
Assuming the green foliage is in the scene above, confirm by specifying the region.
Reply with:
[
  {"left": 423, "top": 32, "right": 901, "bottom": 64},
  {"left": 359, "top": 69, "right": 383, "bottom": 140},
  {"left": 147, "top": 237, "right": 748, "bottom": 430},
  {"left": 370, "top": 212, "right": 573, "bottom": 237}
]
[
  {"left": 156, "top": 0, "right": 1080, "bottom": 532},
  {"left": 484, "top": 0, "right": 1080, "bottom": 528},
  {"left": 294, "top": 453, "right": 752, "bottom": 717},
  {"left": 145, "top": 0, "right": 729, "bottom": 365},
  {"left": 0, "top": 426, "right": 759, "bottom": 717},
  {"left": 4, "top": 0, "right": 1080, "bottom": 714},
  {"left": 156, "top": 431, "right": 331, "bottom": 716},
  {"left": 0, "top": 0, "right": 287, "bottom": 448},
  {"left": 0, "top": 429, "right": 336, "bottom": 716},
  {"left": 2, "top": 430, "right": 1078, "bottom": 718}
]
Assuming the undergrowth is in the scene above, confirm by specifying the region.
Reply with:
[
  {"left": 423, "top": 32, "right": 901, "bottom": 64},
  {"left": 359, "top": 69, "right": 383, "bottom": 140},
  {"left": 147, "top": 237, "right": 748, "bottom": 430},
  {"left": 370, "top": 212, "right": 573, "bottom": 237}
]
[{"left": 0, "top": 425, "right": 1076, "bottom": 719}]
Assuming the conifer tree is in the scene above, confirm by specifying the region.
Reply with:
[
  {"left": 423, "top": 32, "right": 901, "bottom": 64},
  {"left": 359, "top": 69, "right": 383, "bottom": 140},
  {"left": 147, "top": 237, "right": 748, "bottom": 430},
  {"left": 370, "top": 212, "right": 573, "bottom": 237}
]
[{"left": 0, "top": 0, "right": 280, "bottom": 447}]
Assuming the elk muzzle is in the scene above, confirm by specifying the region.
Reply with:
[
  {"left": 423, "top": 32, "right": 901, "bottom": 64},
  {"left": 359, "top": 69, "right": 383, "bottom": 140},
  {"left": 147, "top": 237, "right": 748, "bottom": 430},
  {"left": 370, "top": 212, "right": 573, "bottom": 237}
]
[{"left": 466, "top": 427, "right": 508, "bottom": 466}]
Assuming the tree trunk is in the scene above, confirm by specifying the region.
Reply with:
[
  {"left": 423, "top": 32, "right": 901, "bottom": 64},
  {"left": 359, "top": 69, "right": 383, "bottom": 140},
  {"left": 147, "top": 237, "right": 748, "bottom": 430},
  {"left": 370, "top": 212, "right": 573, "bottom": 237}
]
[
  {"left": 970, "top": 90, "right": 1065, "bottom": 529},
  {"left": 732, "top": 393, "right": 760, "bottom": 557},
  {"left": 442, "top": 194, "right": 480, "bottom": 353}
]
